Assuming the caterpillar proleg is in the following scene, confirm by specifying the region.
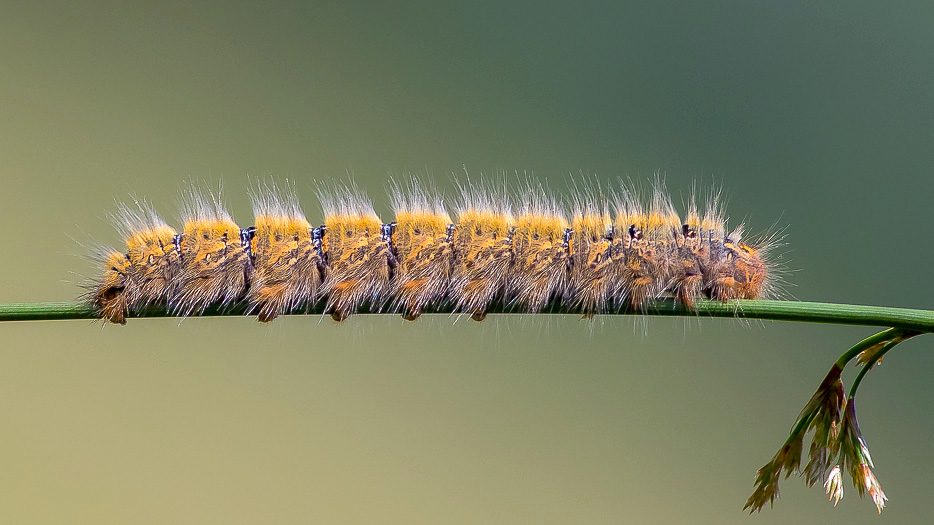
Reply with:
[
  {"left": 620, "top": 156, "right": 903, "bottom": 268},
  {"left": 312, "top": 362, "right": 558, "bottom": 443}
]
[{"left": 89, "top": 177, "right": 781, "bottom": 324}]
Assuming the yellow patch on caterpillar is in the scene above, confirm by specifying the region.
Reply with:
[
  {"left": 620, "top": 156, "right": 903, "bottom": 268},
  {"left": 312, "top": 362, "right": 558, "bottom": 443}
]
[
  {"left": 568, "top": 213, "right": 610, "bottom": 248},
  {"left": 184, "top": 219, "right": 241, "bottom": 239},
  {"left": 645, "top": 211, "right": 680, "bottom": 231},
  {"left": 125, "top": 225, "right": 177, "bottom": 255},
  {"left": 684, "top": 213, "right": 725, "bottom": 233},
  {"left": 394, "top": 210, "right": 450, "bottom": 228},
  {"left": 455, "top": 209, "right": 514, "bottom": 235},
  {"left": 683, "top": 210, "right": 701, "bottom": 231},
  {"left": 515, "top": 214, "right": 567, "bottom": 240},
  {"left": 614, "top": 209, "right": 640, "bottom": 241},
  {"left": 252, "top": 215, "right": 311, "bottom": 237}
]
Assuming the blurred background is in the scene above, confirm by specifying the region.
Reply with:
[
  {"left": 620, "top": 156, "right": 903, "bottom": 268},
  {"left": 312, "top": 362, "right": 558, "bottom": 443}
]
[{"left": 2, "top": 1, "right": 933, "bottom": 523}]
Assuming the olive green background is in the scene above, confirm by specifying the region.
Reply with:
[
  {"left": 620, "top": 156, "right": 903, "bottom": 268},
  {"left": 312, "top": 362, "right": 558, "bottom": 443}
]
[{"left": 2, "top": 1, "right": 933, "bottom": 523}]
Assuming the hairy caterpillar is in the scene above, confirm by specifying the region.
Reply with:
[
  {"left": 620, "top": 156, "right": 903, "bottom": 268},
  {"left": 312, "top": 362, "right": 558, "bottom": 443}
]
[{"left": 89, "top": 178, "right": 780, "bottom": 324}]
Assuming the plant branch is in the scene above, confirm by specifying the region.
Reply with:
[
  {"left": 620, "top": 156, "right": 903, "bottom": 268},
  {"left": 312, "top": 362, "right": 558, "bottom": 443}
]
[{"left": 1, "top": 299, "right": 934, "bottom": 331}]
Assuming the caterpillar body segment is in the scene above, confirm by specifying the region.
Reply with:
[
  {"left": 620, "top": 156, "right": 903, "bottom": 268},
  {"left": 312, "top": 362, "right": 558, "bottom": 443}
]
[
  {"left": 92, "top": 201, "right": 181, "bottom": 324},
  {"left": 318, "top": 184, "right": 394, "bottom": 322},
  {"left": 668, "top": 194, "right": 706, "bottom": 307},
  {"left": 247, "top": 183, "right": 323, "bottom": 322},
  {"left": 681, "top": 189, "right": 730, "bottom": 302},
  {"left": 612, "top": 184, "right": 682, "bottom": 309},
  {"left": 450, "top": 183, "right": 515, "bottom": 322},
  {"left": 123, "top": 223, "right": 181, "bottom": 308},
  {"left": 727, "top": 235, "right": 772, "bottom": 300},
  {"left": 567, "top": 188, "right": 615, "bottom": 316},
  {"left": 172, "top": 189, "right": 251, "bottom": 317},
  {"left": 90, "top": 177, "right": 778, "bottom": 324},
  {"left": 388, "top": 180, "right": 454, "bottom": 321},
  {"left": 672, "top": 189, "right": 770, "bottom": 304},
  {"left": 113, "top": 201, "right": 182, "bottom": 308},
  {"left": 508, "top": 183, "right": 571, "bottom": 312}
]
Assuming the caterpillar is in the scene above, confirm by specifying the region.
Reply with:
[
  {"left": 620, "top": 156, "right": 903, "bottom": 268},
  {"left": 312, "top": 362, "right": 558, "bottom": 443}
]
[{"left": 89, "top": 178, "right": 780, "bottom": 324}]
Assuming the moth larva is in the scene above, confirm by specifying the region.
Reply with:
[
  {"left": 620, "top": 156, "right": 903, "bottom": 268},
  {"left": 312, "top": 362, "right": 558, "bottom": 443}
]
[{"left": 88, "top": 176, "right": 780, "bottom": 324}]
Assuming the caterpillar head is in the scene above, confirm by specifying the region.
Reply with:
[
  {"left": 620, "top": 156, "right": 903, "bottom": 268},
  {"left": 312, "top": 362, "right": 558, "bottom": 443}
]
[
  {"left": 93, "top": 251, "right": 130, "bottom": 325},
  {"left": 729, "top": 242, "right": 769, "bottom": 299}
]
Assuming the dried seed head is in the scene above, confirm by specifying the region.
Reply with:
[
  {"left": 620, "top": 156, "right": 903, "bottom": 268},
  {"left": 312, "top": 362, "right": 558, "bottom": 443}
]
[{"left": 824, "top": 465, "right": 844, "bottom": 507}]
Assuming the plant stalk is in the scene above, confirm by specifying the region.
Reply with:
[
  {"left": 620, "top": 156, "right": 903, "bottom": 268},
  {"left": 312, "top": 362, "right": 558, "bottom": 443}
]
[{"left": 1, "top": 299, "right": 934, "bottom": 331}]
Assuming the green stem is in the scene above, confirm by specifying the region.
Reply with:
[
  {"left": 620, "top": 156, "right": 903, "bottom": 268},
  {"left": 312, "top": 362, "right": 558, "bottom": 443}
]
[{"left": 2, "top": 299, "right": 934, "bottom": 330}]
